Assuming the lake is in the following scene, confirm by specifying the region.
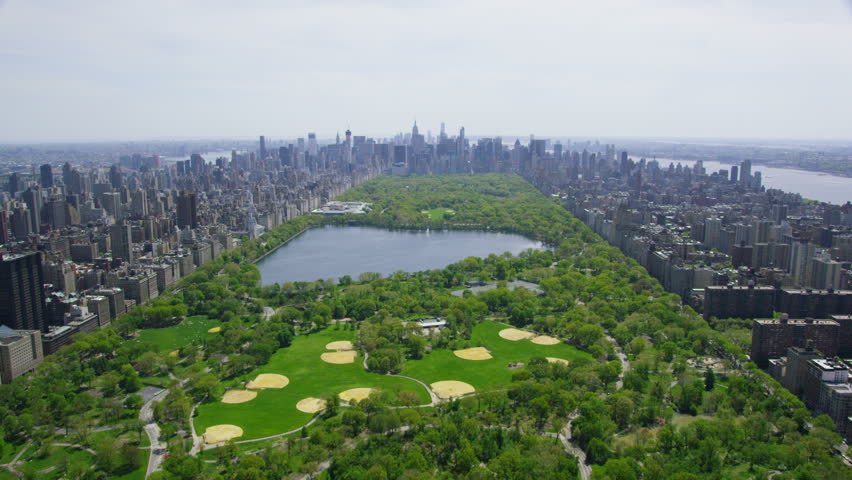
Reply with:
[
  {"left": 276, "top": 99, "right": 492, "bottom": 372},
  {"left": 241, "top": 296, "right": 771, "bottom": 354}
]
[
  {"left": 654, "top": 158, "right": 851, "bottom": 205},
  {"left": 257, "top": 225, "right": 544, "bottom": 285}
]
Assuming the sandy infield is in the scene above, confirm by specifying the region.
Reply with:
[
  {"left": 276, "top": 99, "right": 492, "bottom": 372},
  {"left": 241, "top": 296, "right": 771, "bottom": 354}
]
[
  {"left": 321, "top": 351, "right": 357, "bottom": 364},
  {"left": 221, "top": 390, "right": 257, "bottom": 404},
  {"left": 203, "top": 425, "right": 243, "bottom": 444},
  {"left": 325, "top": 341, "right": 354, "bottom": 351},
  {"left": 498, "top": 328, "right": 536, "bottom": 341},
  {"left": 531, "top": 335, "right": 560, "bottom": 345},
  {"left": 453, "top": 347, "right": 493, "bottom": 360},
  {"left": 207, "top": 327, "right": 222, "bottom": 333},
  {"left": 546, "top": 357, "right": 570, "bottom": 365},
  {"left": 296, "top": 397, "right": 327, "bottom": 413},
  {"left": 431, "top": 381, "right": 476, "bottom": 399},
  {"left": 246, "top": 374, "right": 289, "bottom": 390},
  {"left": 339, "top": 388, "right": 376, "bottom": 403}
]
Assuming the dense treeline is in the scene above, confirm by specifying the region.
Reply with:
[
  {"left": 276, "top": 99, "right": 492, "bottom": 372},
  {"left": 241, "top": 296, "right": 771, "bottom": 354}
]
[{"left": 333, "top": 174, "right": 599, "bottom": 246}]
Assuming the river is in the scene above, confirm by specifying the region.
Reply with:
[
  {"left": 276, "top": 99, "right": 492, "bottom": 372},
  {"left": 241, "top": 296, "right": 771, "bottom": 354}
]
[
  {"left": 653, "top": 158, "right": 851, "bottom": 204},
  {"left": 257, "top": 225, "right": 544, "bottom": 285}
]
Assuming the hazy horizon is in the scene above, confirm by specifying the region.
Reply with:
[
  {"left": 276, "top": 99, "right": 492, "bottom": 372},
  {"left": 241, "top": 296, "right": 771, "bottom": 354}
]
[{"left": 2, "top": 0, "right": 851, "bottom": 142}]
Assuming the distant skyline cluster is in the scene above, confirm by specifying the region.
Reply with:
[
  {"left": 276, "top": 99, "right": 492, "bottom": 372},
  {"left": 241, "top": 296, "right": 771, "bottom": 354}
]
[{"left": 1, "top": 0, "right": 851, "bottom": 142}]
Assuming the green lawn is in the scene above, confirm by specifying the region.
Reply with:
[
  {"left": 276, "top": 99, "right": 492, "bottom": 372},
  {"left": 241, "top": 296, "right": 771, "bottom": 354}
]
[
  {"left": 194, "top": 328, "right": 431, "bottom": 441},
  {"left": 16, "top": 446, "right": 94, "bottom": 479},
  {"left": 402, "top": 320, "right": 591, "bottom": 391},
  {"left": 0, "top": 439, "right": 24, "bottom": 465},
  {"left": 421, "top": 208, "right": 455, "bottom": 220},
  {"left": 134, "top": 315, "right": 219, "bottom": 352}
]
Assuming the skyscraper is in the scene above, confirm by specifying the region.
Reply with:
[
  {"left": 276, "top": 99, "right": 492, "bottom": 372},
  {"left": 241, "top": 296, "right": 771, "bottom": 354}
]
[
  {"left": 177, "top": 190, "right": 199, "bottom": 229},
  {"left": 7, "top": 173, "right": 21, "bottom": 195},
  {"left": 39, "top": 164, "right": 53, "bottom": 188},
  {"left": 21, "top": 188, "right": 41, "bottom": 234},
  {"left": 259, "top": 135, "right": 267, "bottom": 160},
  {"left": 0, "top": 252, "right": 46, "bottom": 332},
  {"left": 0, "top": 210, "right": 9, "bottom": 244},
  {"left": 110, "top": 222, "right": 133, "bottom": 263},
  {"left": 740, "top": 159, "right": 752, "bottom": 185}
]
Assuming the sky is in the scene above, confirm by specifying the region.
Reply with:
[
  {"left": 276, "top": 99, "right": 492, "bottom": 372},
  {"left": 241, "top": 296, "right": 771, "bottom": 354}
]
[{"left": 1, "top": 0, "right": 851, "bottom": 142}]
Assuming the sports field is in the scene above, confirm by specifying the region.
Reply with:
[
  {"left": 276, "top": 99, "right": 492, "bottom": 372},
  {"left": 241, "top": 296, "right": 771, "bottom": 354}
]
[
  {"left": 193, "top": 328, "right": 431, "bottom": 441},
  {"left": 402, "top": 320, "right": 591, "bottom": 391},
  {"left": 135, "top": 315, "right": 219, "bottom": 352},
  {"left": 421, "top": 208, "right": 455, "bottom": 220}
]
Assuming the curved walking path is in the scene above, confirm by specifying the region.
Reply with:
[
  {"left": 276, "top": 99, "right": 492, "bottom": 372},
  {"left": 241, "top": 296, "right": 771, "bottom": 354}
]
[
  {"left": 140, "top": 388, "right": 169, "bottom": 478},
  {"left": 361, "top": 350, "right": 440, "bottom": 406},
  {"left": 605, "top": 333, "right": 630, "bottom": 390},
  {"left": 50, "top": 442, "right": 97, "bottom": 456},
  {"left": 197, "top": 413, "right": 323, "bottom": 451},
  {"left": 543, "top": 413, "right": 591, "bottom": 480}
]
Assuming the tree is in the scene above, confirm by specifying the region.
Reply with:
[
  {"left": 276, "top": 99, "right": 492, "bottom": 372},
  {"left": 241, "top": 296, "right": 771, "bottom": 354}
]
[
  {"left": 704, "top": 367, "right": 716, "bottom": 391},
  {"left": 118, "top": 364, "right": 143, "bottom": 393},
  {"left": 124, "top": 394, "right": 143, "bottom": 410}
]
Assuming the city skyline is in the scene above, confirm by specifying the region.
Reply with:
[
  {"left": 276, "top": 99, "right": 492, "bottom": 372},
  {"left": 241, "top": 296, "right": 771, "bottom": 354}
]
[{"left": 1, "top": 0, "right": 852, "bottom": 142}]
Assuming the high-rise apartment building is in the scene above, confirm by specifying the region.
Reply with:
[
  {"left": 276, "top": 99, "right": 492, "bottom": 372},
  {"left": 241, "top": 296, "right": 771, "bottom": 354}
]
[
  {"left": 177, "top": 190, "right": 198, "bottom": 229},
  {"left": 39, "top": 164, "right": 53, "bottom": 188},
  {"left": 110, "top": 222, "right": 133, "bottom": 263},
  {"left": 0, "top": 252, "right": 46, "bottom": 332},
  {"left": 0, "top": 326, "right": 43, "bottom": 384}
]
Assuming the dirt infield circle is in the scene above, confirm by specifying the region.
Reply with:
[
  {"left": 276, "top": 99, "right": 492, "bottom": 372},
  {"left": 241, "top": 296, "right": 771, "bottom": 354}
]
[
  {"left": 431, "top": 380, "right": 476, "bottom": 399},
  {"left": 296, "top": 397, "right": 327, "bottom": 413},
  {"left": 531, "top": 335, "right": 560, "bottom": 345},
  {"left": 325, "top": 341, "right": 354, "bottom": 351},
  {"left": 204, "top": 425, "right": 243, "bottom": 444},
  {"left": 221, "top": 390, "right": 258, "bottom": 404},
  {"left": 207, "top": 326, "right": 222, "bottom": 333},
  {"left": 453, "top": 347, "right": 493, "bottom": 360},
  {"left": 321, "top": 351, "right": 357, "bottom": 364},
  {"left": 546, "top": 357, "right": 570, "bottom": 365},
  {"left": 339, "top": 388, "right": 376, "bottom": 403},
  {"left": 498, "top": 328, "right": 536, "bottom": 341},
  {"left": 246, "top": 373, "right": 289, "bottom": 390}
]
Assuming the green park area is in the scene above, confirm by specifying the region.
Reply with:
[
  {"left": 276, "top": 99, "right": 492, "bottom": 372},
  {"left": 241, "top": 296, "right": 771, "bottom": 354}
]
[
  {"left": 193, "top": 327, "right": 431, "bottom": 441},
  {"left": 194, "top": 320, "right": 590, "bottom": 442},
  {"left": 134, "top": 315, "right": 219, "bottom": 352},
  {"left": 420, "top": 208, "right": 455, "bottom": 220},
  {"left": 402, "top": 320, "right": 591, "bottom": 391},
  {"left": 7, "top": 445, "right": 96, "bottom": 480}
]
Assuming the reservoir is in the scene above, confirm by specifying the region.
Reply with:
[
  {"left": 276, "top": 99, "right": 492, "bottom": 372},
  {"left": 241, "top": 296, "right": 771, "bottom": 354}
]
[{"left": 257, "top": 225, "right": 544, "bottom": 285}]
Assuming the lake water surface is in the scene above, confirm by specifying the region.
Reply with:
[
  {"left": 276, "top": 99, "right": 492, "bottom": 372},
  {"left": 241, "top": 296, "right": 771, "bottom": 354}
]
[{"left": 257, "top": 226, "right": 544, "bottom": 285}]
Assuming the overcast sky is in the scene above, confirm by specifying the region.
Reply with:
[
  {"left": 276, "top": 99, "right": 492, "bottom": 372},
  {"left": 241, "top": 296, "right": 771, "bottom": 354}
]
[{"left": 1, "top": 0, "right": 851, "bottom": 142}]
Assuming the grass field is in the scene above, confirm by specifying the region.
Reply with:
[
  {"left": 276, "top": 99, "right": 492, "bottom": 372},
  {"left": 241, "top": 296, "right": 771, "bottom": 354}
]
[
  {"left": 0, "top": 439, "right": 23, "bottom": 465},
  {"left": 402, "top": 320, "right": 591, "bottom": 391},
  {"left": 194, "top": 327, "right": 431, "bottom": 441},
  {"left": 421, "top": 208, "right": 455, "bottom": 220},
  {"left": 134, "top": 315, "right": 219, "bottom": 352},
  {"left": 14, "top": 446, "right": 94, "bottom": 479}
]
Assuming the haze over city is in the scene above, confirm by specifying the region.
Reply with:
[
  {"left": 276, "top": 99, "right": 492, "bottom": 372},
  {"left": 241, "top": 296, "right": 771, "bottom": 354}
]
[{"left": 2, "top": 0, "right": 852, "bottom": 142}]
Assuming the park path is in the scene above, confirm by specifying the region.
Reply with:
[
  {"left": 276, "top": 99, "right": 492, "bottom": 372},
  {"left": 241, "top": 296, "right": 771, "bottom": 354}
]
[
  {"left": 197, "top": 413, "right": 323, "bottom": 452},
  {"left": 1, "top": 443, "right": 30, "bottom": 475},
  {"left": 604, "top": 333, "right": 630, "bottom": 390},
  {"left": 140, "top": 387, "right": 169, "bottom": 478},
  {"left": 50, "top": 442, "right": 97, "bottom": 455},
  {"left": 50, "top": 423, "right": 126, "bottom": 436},
  {"left": 543, "top": 413, "right": 591, "bottom": 480},
  {"left": 361, "top": 350, "right": 440, "bottom": 406}
]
